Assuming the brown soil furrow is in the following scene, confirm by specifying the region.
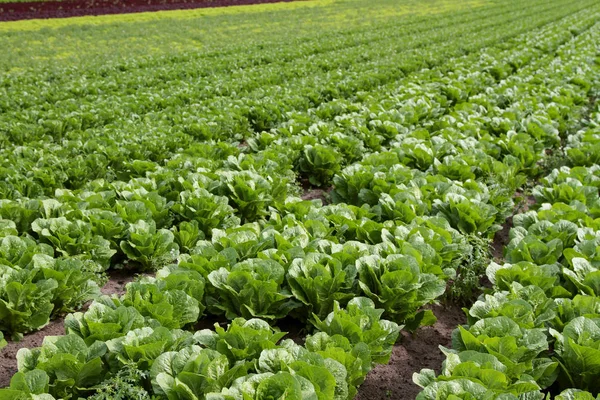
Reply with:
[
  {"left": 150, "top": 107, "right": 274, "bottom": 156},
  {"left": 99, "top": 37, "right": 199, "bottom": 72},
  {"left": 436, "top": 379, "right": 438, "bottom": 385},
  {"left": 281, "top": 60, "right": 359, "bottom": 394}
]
[
  {"left": 354, "top": 303, "right": 466, "bottom": 400},
  {"left": 0, "top": 0, "right": 297, "bottom": 21}
]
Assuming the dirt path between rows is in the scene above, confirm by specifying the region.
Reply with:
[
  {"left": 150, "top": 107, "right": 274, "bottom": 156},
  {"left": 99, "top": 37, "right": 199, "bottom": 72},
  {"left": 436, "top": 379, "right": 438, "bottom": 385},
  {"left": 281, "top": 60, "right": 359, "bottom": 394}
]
[
  {"left": 491, "top": 193, "right": 536, "bottom": 261},
  {"left": 0, "top": 0, "right": 296, "bottom": 21},
  {"left": 354, "top": 303, "right": 466, "bottom": 400}
]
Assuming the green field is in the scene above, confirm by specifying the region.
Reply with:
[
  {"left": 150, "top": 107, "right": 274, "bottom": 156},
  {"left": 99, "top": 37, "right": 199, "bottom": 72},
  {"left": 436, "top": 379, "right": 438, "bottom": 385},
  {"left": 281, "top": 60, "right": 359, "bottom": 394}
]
[{"left": 1, "top": 0, "right": 600, "bottom": 398}]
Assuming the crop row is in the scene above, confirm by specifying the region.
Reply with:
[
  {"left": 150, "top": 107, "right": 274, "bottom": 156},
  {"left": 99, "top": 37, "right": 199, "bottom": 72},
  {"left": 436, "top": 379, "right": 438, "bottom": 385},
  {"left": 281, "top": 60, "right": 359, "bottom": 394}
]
[
  {"left": 414, "top": 26, "right": 600, "bottom": 400},
  {"left": 415, "top": 98, "right": 600, "bottom": 398}
]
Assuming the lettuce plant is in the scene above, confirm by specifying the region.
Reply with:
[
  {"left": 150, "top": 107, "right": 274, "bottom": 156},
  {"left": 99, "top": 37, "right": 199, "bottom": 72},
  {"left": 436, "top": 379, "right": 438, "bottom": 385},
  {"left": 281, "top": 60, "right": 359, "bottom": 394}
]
[
  {"left": 533, "top": 181, "right": 597, "bottom": 207},
  {"left": 331, "top": 166, "right": 379, "bottom": 206},
  {"left": 122, "top": 278, "right": 202, "bottom": 329},
  {"left": 32, "top": 217, "right": 116, "bottom": 269},
  {"left": 297, "top": 144, "right": 342, "bottom": 187},
  {"left": 552, "top": 295, "right": 600, "bottom": 332},
  {"left": 17, "top": 335, "right": 108, "bottom": 399},
  {"left": 505, "top": 220, "right": 578, "bottom": 267},
  {"left": 414, "top": 350, "right": 544, "bottom": 400},
  {"left": 253, "top": 341, "right": 347, "bottom": 399},
  {"left": 206, "top": 372, "right": 320, "bottom": 400},
  {"left": 286, "top": 252, "right": 358, "bottom": 319},
  {"left": 114, "top": 201, "right": 154, "bottom": 226},
  {"left": 0, "top": 219, "right": 18, "bottom": 238},
  {"left": 171, "top": 189, "right": 238, "bottom": 236},
  {"left": 433, "top": 195, "right": 500, "bottom": 237},
  {"left": 556, "top": 389, "right": 600, "bottom": 400},
  {"left": 416, "top": 378, "right": 509, "bottom": 400},
  {"left": 65, "top": 300, "right": 147, "bottom": 345},
  {"left": 504, "top": 235, "right": 563, "bottom": 266},
  {"left": 356, "top": 254, "right": 445, "bottom": 328},
  {"left": 210, "top": 224, "right": 276, "bottom": 262},
  {"left": 0, "top": 235, "right": 53, "bottom": 268},
  {"left": 563, "top": 229, "right": 600, "bottom": 269},
  {"left": 219, "top": 170, "right": 288, "bottom": 223},
  {"left": 171, "top": 221, "right": 203, "bottom": 253},
  {"left": 0, "top": 265, "right": 57, "bottom": 339},
  {"left": 560, "top": 257, "right": 600, "bottom": 297},
  {"left": 150, "top": 346, "right": 250, "bottom": 399},
  {"left": 207, "top": 259, "right": 299, "bottom": 320},
  {"left": 0, "top": 253, "right": 103, "bottom": 339},
  {"left": 105, "top": 326, "right": 195, "bottom": 371},
  {"left": 452, "top": 316, "right": 556, "bottom": 383},
  {"left": 195, "top": 318, "right": 285, "bottom": 366},
  {"left": 0, "top": 370, "right": 55, "bottom": 400},
  {"left": 305, "top": 332, "right": 371, "bottom": 399},
  {"left": 310, "top": 297, "right": 400, "bottom": 364},
  {"left": 396, "top": 140, "right": 436, "bottom": 171},
  {"left": 120, "top": 188, "right": 173, "bottom": 229},
  {"left": 550, "top": 317, "right": 600, "bottom": 393},
  {"left": 371, "top": 191, "right": 428, "bottom": 223},
  {"left": 435, "top": 156, "right": 476, "bottom": 181},
  {"left": 37, "top": 258, "right": 103, "bottom": 314},
  {"left": 486, "top": 262, "right": 562, "bottom": 296},
  {"left": 466, "top": 283, "right": 556, "bottom": 330},
  {"left": 119, "top": 220, "right": 179, "bottom": 271},
  {"left": 85, "top": 210, "right": 127, "bottom": 251},
  {"left": 196, "top": 321, "right": 367, "bottom": 400},
  {"left": 0, "top": 199, "right": 44, "bottom": 235}
]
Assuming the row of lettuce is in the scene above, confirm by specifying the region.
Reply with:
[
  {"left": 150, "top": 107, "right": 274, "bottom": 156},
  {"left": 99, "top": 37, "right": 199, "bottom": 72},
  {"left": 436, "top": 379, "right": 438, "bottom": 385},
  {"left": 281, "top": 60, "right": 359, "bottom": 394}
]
[
  {"left": 0, "top": 2, "right": 599, "bottom": 400},
  {"left": 0, "top": 2, "right": 597, "bottom": 341},
  {"left": 1, "top": 296, "right": 400, "bottom": 400},
  {"left": 414, "top": 108, "right": 600, "bottom": 399},
  {"left": 412, "top": 42, "right": 600, "bottom": 400}
]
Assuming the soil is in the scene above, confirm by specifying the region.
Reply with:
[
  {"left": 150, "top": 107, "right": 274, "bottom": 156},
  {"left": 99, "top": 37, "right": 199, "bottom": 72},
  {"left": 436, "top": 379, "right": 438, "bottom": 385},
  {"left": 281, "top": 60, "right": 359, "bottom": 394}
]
[
  {"left": 514, "top": 192, "right": 537, "bottom": 215},
  {"left": 194, "top": 314, "right": 229, "bottom": 331},
  {"left": 524, "top": 194, "right": 536, "bottom": 211},
  {"left": 0, "top": 0, "right": 295, "bottom": 21},
  {"left": 276, "top": 315, "right": 309, "bottom": 344},
  {"left": 100, "top": 268, "right": 138, "bottom": 296},
  {"left": 354, "top": 303, "right": 466, "bottom": 400},
  {"left": 300, "top": 179, "right": 332, "bottom": 205},
  {"left": 491, "top": 220, "right": 511, "bottom": 262},
  {"left": 301, "top": 188, "right": 330, "bottom": 205},
  {"left": 0, "top": 318, "right": 65, "bottom": 388},
  {"left": 491, "top": 193, "right": 536, "bottom": 262}
]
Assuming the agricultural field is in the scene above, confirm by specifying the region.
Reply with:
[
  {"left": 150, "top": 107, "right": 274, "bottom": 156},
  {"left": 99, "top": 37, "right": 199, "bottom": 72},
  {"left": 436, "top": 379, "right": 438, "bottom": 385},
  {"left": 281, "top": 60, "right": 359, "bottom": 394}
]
[{"left": 0, "top": 0, "right": 600, "bottom": 398}]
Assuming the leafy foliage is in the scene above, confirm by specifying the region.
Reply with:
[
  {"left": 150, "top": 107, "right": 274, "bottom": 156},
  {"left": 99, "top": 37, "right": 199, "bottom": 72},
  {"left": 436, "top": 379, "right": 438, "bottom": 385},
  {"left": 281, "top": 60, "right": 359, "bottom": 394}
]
[{"left": 1, "top": 0, "right": 600, "bottom": 398}]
